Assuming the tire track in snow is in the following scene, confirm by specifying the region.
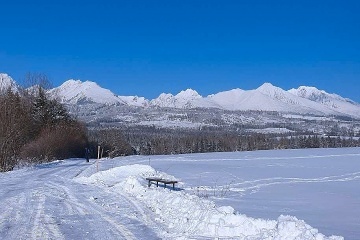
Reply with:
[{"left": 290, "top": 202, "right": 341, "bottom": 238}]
[
  {"left": 0, "top": 159, "right": 159, "bottom": 239},
  {"left": 45, "top": 181, "right": 136, "bottom": 240},
  {"left": 30, "top": 189, "right": 65, "bottom": 240},
  {"left": 212, "top": 171, "right": 360, "bottom": 194},
  {"left": 44, "top": 182, "right": 88, "bottom": 216},
  {"left": 0, "top": 194, "right": 25, "bottom": 238},
  {"left": 174, "top": 153, "right": 360, "bottom": 162},
  {"left": 0, "top": 188, "right": 52, "bottom": 239},
  {"left": 115, "top": 190, "right": 168, "bottom": 235},
  {"left": 186, "top": 171, "right": 360, "bottom": 195}
]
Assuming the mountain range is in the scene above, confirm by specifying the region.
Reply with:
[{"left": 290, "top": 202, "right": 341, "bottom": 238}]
[{"left": 1, "top": 73, "right": 360, "bottom": 118}]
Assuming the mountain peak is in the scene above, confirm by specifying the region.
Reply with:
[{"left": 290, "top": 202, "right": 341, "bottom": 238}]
[
  {"left": 289, "top": 86, "right": 325, "bottom": 98},
  {"left": 259, "top": 82, "right": 275, "bottom": 88},
  {"left": 175, "top": 88, "right": 201, "bottom": 99},
  {"left": 49, "top": 79, "right": 123, "bottom": 105},
  {"left": 256, "top": 82, "right": 289, "bottom": 100},
  {"left": 256, "top": 82, "right": 279, "bottom": 92},
  {"left": 63, "top": 79, "right": 82, "bottom": 85},
  {"left": 0, "top": 73, "right": 18, "bottom": 92},
  {"left": 150, "top": 89, "right": 201, "bottom": 108},
  {"left": 289, "top": 85, "right": 344, "bottom": 101},
  {"left": 0, "top": 73, "right": 11, "bottom": 79},
  {"left": 60, "top": 79, "right": 101, "bottom": 89}
]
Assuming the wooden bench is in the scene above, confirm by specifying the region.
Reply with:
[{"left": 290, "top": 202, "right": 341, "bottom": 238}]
[{"left": 146, "top": 177, "right": 178, "bottom": 190}]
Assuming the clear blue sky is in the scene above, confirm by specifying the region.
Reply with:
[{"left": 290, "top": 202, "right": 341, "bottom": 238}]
[{"left": 1, "top": 0, "right": 359, "bottom": 101}]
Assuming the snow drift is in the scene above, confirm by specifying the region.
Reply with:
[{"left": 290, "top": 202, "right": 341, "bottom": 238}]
[{"left": 76, "top": 164, "right": 343, "bottom": 240}]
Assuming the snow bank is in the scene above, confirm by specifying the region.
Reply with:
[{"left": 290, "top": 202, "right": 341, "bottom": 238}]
[{"left": 76, "top": 164, "right": 343, "bottom": 240}]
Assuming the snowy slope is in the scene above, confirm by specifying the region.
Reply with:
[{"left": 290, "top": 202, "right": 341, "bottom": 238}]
[
  {"left": 289, "top": 86, "right": 360, "bottom": 118},
  {"left": 209, "top": 89, "right": 293, "bottom": 111},
  {"left": 203, "top": 86, "right": 310, "bottom": 112},
  {"left": 0, "top": 73, "right": 18, "bottom": 93},
  {"left": 48, "top": 79, "right": 125, "bottom": 105},
  {"left": 206, "top": 88, "right": 246, "bottom": 110}
]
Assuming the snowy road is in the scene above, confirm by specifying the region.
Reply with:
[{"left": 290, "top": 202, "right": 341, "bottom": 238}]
[{"left": 0, "top": 160, "right": 160, "bottom": 240}]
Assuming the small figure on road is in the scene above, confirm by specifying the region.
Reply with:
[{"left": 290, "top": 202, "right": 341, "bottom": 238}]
[{"left": 85, "top": 147, "right": 90, "bottom": 162}]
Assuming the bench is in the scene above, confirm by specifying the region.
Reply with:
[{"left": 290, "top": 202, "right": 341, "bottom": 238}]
[{"left": 146, "top": 177, "right": 178, "bottom": 190}]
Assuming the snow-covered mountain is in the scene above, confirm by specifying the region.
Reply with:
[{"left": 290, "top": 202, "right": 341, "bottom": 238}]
[
  {"left": 189, "top": 83, "right": 356, "bottom": 117},
  {"left": 289, "top": 86, "right": 360, "bottom": 117},
  {"left": 48, "top": 79, "right": 152, "bottom": 107},
  {"left": 254, "top": 83, "right": 339, "bottom": 115},
  {"left": 0, "top": 73, "right": 18, "bottom": 93},
  {"left": 206, "top": 88, "right": 245, "bottom": 110},
  {"left": 2, "top": 72, "right": 360, "bottom": 118},
  {"left": 40, "top": 79, "right": 360, "bottom": 118},
  {"left": 48, "top": 79, "right": 125, "bottom": 105},
  {"left": 207, "top": 87, "right": 294, "bottom": 112},
  {"left": 147, "top": 83, "right": 352, "bottom": 116},
  {"left": 150, "top": 89, "right": 202, "bottom": 108}
]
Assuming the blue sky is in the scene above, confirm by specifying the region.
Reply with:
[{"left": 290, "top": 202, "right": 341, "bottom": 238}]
[{"left": 1, "top": 0, "right": 359, "bottom": 101}]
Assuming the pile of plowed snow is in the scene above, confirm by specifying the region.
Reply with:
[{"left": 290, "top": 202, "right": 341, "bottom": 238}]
[{"left": 76, "top": 164, "right": 343, "bottom": 240}]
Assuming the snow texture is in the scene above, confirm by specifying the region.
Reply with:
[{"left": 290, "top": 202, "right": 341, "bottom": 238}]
[
  {"left": 76, "top": 163, "right": 343, "bottom": 240},
  {"left": 2, "top": 148, "right": 357, "bottom": 239}
]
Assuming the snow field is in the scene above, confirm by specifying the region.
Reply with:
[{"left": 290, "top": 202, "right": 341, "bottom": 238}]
[{"left": 76, "top": 164, "right": 343, "bottom": 240}]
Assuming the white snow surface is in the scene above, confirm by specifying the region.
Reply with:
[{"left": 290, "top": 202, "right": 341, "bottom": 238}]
[
  {"left": 3, "top": 148, "right": 359, "bottom": 239},
  {"left": 206, "top": 88, "right": 246, "bottom": 110},
  {"left": 76, "top": 164, "right": 341, "bottom": 240}
]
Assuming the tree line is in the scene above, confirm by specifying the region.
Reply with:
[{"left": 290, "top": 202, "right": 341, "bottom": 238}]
[
  {"left": 89, "top": 126, "right": 360, "bottom": 157},
  {"left": 0, "top": 74, "right": 87, "bottom": 172}
]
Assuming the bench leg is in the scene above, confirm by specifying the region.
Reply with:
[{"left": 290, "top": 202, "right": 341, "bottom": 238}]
[
  {"left": 148, "top": 180, "right": 151, "bottom": 187},
  {"left": 172, "top": 183, "right": 175, "bottom": 190}
]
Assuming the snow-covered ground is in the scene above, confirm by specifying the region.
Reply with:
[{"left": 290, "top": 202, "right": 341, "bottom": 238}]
[{"left": 1, "top": 148, "right": 359, "bottom": 239}]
